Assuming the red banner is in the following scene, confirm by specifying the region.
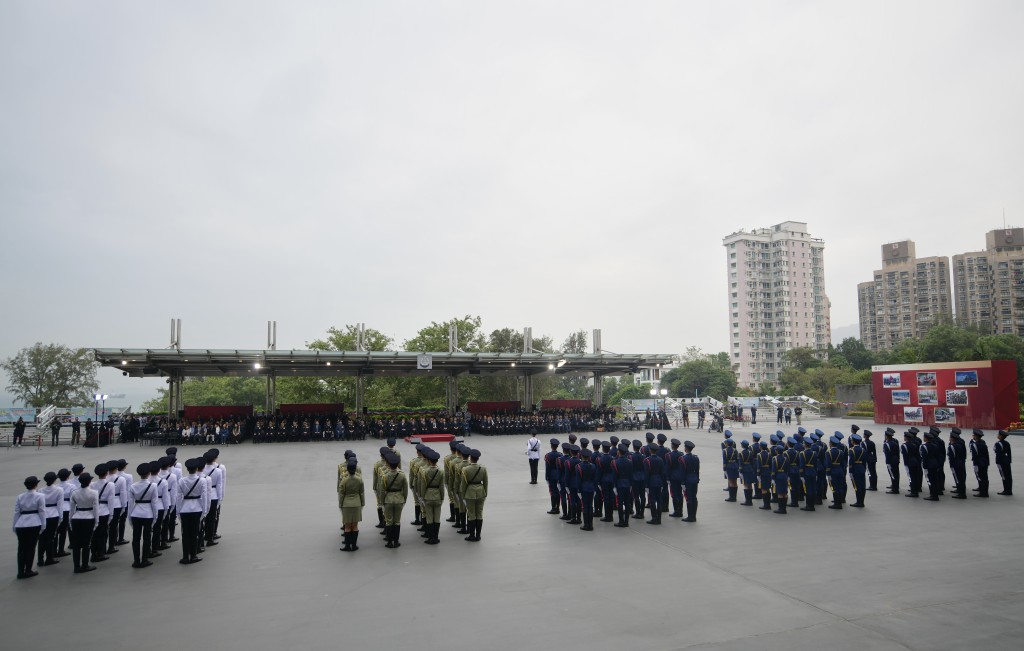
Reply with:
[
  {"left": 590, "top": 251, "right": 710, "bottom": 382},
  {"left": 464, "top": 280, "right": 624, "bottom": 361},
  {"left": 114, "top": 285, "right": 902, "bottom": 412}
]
[
  {"left": 467, "top": 401, "right": 521, "bottom": 414},
  {"left": 183, "top": 405, "right": 254, "bottom": 420},
  {"left": 871, "top": 360, "right": 1018, "bottom": 430},
  {"left": 278, "top": 403, "right": 344, "bottom": 414}
]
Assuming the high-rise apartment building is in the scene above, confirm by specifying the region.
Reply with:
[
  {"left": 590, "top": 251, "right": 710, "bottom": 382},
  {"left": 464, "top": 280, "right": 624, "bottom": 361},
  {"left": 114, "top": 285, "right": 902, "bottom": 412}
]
[
  {"left": 723, "top": 221, "right": 830, "bottom": 390},
  {"left": 952, "top": 228, "right": 1024, "bottom": 336},
  {"left": 856, "top": 240, "right": 953, "bottom": 352}
]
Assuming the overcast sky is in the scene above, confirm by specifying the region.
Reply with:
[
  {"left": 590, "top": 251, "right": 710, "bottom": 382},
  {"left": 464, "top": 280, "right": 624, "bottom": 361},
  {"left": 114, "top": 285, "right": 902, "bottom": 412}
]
[{"left": 2, "top": 2, "right": 1022, "bottom": 407}]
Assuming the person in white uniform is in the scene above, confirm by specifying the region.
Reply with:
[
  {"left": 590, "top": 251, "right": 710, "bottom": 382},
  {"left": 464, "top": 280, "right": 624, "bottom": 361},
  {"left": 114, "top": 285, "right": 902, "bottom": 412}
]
[
  {"left": 69, "top": 472, "right": 99, "bottom": 573},
  {"left": 13, "top": 476, "right": 47, "bottom": 579}
]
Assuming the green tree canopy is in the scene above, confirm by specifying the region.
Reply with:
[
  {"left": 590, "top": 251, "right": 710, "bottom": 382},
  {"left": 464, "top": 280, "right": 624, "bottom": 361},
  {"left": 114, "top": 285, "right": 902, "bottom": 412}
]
[{"left": 1, "top": 342, "right": 100, "bottom": 407}]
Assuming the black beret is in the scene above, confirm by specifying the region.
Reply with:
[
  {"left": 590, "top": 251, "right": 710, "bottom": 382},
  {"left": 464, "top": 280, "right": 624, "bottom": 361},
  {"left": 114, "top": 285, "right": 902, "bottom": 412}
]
[
  {"left": 449, "top": 441, "right": 459, "bottom": 449},
  {"left": 165, "top": 447, "right": 177, "bottom": 455},
  {"left": 207, "top": 448, "right": 220, "bottom": 458},
  {"left": 617, "top": 444, "right": 629, "bottom": 453},
  {"left": 44, "top": 471, "right": 57, "bottom": 483},
  {"left": 94, "top": 463, "right": 108, "bottom": 475},
  {"left": 972, "top": 429, "right": 984, "bottom": 437},
  {"left": 78, "top": 473, "right": 93, "bottom": 486},
  {"left": 550, "top": 438, "right": 559, "bottom": 446},
  {"left": 645, "top": 432, "right": 655, "bottom": 441},
  {"left": 684, "top": 441, "right": 695, "bottom": 449},
  {"left": 24, "top": 475, "right": 40, "bottom": 489},
  {"left": 632, "top": 440, "right": 642, "bottom": 449},
  {"left": 581, "top": 448, "right": 593, "bottom": 459},
  {"left": 379, "top": 446, "right": 390, "bottom": 455},
  {"left": 386, "top": 438, "right": 396, "bottom": 446},
  {"left": 671, "top": 438, "right": 680, "bottom": 446},
  {"left": 72, "top": 463, "right": 85, "bottom": 472},
  {"left": 138, "top": 463, "right": 151, "bottom": 475},
  {"left": 657, "top": 433, "right": 667, "bottom": 443},
  {"left": 579, "top": 437, "right": 589, "bottom": 447},
  {"left": 58, "top": 468, "right": 71, "bottom": 480}
]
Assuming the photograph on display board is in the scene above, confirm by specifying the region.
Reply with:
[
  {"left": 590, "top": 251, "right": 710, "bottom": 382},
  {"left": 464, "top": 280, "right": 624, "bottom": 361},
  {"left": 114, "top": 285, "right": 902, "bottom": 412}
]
[
  {"left": 954, "top": 370, "right": 979, "bottom": 387},
  {"left": 934, "top": 408, "right": 956, "bottom": 424},
  {"left": 891, "top": 389, "right": 911, "bottom": 405},
  {"left": 946, "top": 389, "right": 968, "bottom": 406},
  {"left": 918, "top": 390, "right": 938, "bottom": 405},
  {"left": 903, "top": 406, "right": 924, "bottom": 422},
  {"left": 882, "top": 373, "right": 902, "bottom": 388},
  {"left": 917, "top": 372, "right": 937, "bottom": 387}
]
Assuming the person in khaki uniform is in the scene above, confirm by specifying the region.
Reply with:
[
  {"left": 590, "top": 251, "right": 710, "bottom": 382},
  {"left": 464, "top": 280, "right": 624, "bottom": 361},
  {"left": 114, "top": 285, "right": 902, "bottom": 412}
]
[
  {"left": 338, "top": 457, "right": 364, "bottom": 552},
  {"left": 409, "top": 445, "right": 425, "bottom": 528},
  {"left": 450, "top": 445, "right": 469, "bottom": 534},
  {"left": 444, "top": 441, "right": 459, "bottom": 523},
  {"left": 372, "top": 447, "right": 389, "bottom": 531},
  {"left": 420, "top": 449, "right": 445, "bottom": 545},
  {"left": 381, "top": 453, "right": 408, "bottom": 548},
  {"left": 461, "top": 449, "right": 488, "bottom": 542}
]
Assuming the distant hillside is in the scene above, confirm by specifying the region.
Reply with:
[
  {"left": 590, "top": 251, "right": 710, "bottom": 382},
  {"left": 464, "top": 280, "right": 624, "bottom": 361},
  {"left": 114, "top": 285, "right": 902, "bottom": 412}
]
[{"left": 831, "top": 323, "right": 859, "bottom": 345}]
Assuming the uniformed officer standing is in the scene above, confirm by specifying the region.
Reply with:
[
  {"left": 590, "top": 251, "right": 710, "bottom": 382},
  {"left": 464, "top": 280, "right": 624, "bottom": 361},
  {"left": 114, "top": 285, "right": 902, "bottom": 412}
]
[
  {"left": 644, "top": 445, "right": 666, "bottom": 524},
  {"left": 921, "top": 431, "right": 943, "bottom": 501},
  {"left": 723, "top": 439, "right": 740, "bottom": 502},
  {"left": 848, "top": 433, "right": 868, "bottom": 507},
  {"left": 176, "top": 458, "right": 208, "bottom": 563},
  {"left": 461, "top": 450, "right": 487, "bottom": 541},
  {"left": 420, "top": 450, "right": 444, "bottom": 545},
  {"left": 69, "top": 472, "right": 99, "bottom": 574},
  {"left": 862, "top": 430, "right": 878, "bottom": 491},
  {"left": 771, "top": 445, "right": 788, "bottom": 514},
  {"left": 947, "top": 428, "right": 968, "bottom": 499},
  {"left": 799, "top": 438, "right": 818, "bottom": 512},
  {"left": 127, "top": 463, "right": 157, "bottom": 568},
  {"left": 738, "top": 440, "right": 756, "bottom": 506},
  {"left": 757, "top": 441, "right": 773, "bottom": 511},
  {"left": 444, "top": 441, "right": 460, "bottom": 523},
  {"left": 599, "top": 441, "right": 616, "bottom": 521},
  {"left": 56, "top": 468, "right": 74, "bottom": 558},
  {"left": 970, "top": 429, "right": 990, "bottom": 498},
  {"left": 409, "top": 445, "right": 425, "bottom": 528},
  {"left": 994, "top": 430, "right": 1013, "bottom": 495},
  {"left": 202, "top": 449, "right": 226, "bottom": 546},
  {"left": 612, "top": 444, "right": 633, "bottom": 527},
  {"left": 785, "top": 436, "right": 803, "bottom": 508},
  {"left": 902, "top": 431, "right": 922, "bottom": 498},
  {"left": 13, "top": 476, "right": 46, "bottom": 579},
  {"left": 882, "top": 428, "right": 900, "bottom": 494},
  {"left": 545, "top": 439, "right": 562, "bottom": 515},
  {"left": 577, "top": 449, "right": 597, "bottom": 531},
  {"left": 90, "top": 463, "right": 113, "bottom": 563},
  {"left": 565, "top": 445, "right": 582, "bottom": 525},
  {"left": 682, "top": 441, "right": 700, "bottom": 522},
  {"left": 630, "top": 440, "right": 647, "bottom": 518},
  {"left": 338, "top": 458, "right": 364, "bottom": 552},
  {"left": 526, "top": 430, "right": 541, "bottom": 484},
  {"left": 826, "top": 436, "right": 847, "bottom": 509},
  {"left": 381, "top": 453, "right": 408, "bottom": 548},
  {"left": 373, "top": 446, "right": 389, "bottom": 530}
]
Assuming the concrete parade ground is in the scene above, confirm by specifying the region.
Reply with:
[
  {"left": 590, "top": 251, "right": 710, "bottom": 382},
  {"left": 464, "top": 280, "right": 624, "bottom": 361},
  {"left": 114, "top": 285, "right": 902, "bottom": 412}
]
[{"left": 1, "top": 415, "right": 1021, "bottom": 651}]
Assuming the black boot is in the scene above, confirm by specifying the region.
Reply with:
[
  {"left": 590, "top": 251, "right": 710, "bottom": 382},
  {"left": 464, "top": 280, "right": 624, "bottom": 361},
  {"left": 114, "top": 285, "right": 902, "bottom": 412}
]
[
  {"left": 392, "top": 525, "right": 401, "bottom": 547},
  {"left": 340, "top": 532, "right": 352, "bottom": 552},
  {"left": 376, "top": 508, "right": 385, "bottom": 529},
  {"left": 351, "top": 531, "right": 359, "bottom": 551},
  {"left": 476, "top": 520, "right": 482, "bottom": 541},
  {"left": 759, "top": 493, "right": 772, "bottom": 510},
  {"left": 725, "top": 487, "right": 737, "bottom": 502},
  {"left": 547, "top": 494, "right": 560, "bottom": 514},
  {"left": 457, "top": 513, "right": 469, "bottom": 534},
  {"left": 801, "top": 498, "right": 815, "bottom": 511},
  {"left": 753, "top": 487, "right": 762, "bottom": 499},
  {"left": 774, "top": 500, "right": 787, "bottom": 514},
  {"left": 683, "top": 501, "right": 697, "bottom": 522},
  {"left": 828, "top": 498, "right": 843, "bottom": 509},
  {"left": 580, "top": 513, "right": 593, "bottom": 531},
  {"left": 384, "top": 525, "right": 394, "bottom": 547},
  {"left": 446, "top": 503, "right": 456, "bottom": 522},
  {"left": 412, "top": 505, "right": 422, "bottom": 526},
  {"left": 742, "top": 489, "right": 753, "bottom": 506},
  {"left": 465, "top": 520, "right": 477, "bottom": 541}
]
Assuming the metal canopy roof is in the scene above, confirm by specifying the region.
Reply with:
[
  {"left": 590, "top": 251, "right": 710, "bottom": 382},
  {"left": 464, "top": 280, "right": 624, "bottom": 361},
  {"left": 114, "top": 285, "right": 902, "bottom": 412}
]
[{"left": 94, "top": 348, "right": 677, "bottom": 379}]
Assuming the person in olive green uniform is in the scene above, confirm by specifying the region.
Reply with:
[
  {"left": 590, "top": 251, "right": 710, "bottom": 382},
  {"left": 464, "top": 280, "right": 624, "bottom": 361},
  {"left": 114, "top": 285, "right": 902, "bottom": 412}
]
[
  {"left": 420, "top": 450, "right": 445, "bottom": 544},
  {"left": 409, "top": 445, "right": 425, "bottom": 528},
  {"left": 444, "top": 441, "right": 459, "bottom": 523},
  {"left": 451, "top": 445, "right": 470, "bottom": 534},
  {"left": 338, "top": 458, "right": 364, "bottom": 552},
  {"left": 372, "top": 447, "right": 389, "bottom": 530},
  {"left": 461, "top": 449, "right": 488, "bottom": 542},
  {"left": 381, "top": 453, "right": 408, "bottom": 548}
]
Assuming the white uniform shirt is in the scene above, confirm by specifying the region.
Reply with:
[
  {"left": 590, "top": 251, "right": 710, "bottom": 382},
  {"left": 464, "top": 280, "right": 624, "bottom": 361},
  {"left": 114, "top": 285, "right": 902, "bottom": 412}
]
[
  {"left": 60, "top": 478, "right": 76, "bottom": 514},
  {"left": 204, "top": 463, "right": 226, "bottom": 501},
  {"left": 127, "top": 479, "right": 157, "bottom": 520},
  {"left": 152, "top": 475, "right": 167, "bottom": 512},
  {"left": 13, "top": 490, "right": 46, "bottom": 531},
  {"left": 176, "top": 473, "right": 209, "bottom": 515},
  {"left": 40, "top": 484, "right": 63, "bottom": 520},
  {"left": 94, "top": 478, "right": 113, "bottom": 517},
  {"left": 70, "top": 486, "right": 100, "bottom": 527},
  {"left": 108, "top": 472, "right": 125, "bottom": 510},
  {"left": 161, "top": 471, "right": 177, "bottom": 511},
  {"left": 527, "top": 437, "right": 541, "bottom": 460}
]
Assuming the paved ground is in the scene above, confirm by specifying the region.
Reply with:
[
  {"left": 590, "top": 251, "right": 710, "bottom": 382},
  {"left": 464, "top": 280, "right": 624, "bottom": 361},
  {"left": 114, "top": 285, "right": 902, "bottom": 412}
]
[{"left": 1, "top": 416, "right": 1021, "bottom": 651}]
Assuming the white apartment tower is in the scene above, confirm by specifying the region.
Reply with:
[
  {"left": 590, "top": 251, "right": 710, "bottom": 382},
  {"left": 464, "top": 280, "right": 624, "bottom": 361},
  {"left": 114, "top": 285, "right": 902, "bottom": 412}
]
[
  {"left": 723, "top": 222, "right": 831, "bottom": 390},
  {"left": 952, "top": 228, "right": 1024, "bottom": 337}
]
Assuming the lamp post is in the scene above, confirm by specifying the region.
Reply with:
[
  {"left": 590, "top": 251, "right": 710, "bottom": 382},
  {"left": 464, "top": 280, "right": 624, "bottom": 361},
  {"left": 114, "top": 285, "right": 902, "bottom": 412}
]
[{"left": 94, "top": 393, "right": 108, "bottom": 430}]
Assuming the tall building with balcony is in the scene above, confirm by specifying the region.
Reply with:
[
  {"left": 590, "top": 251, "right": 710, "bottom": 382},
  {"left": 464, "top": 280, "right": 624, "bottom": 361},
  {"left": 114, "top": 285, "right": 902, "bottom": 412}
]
[
  {"left": 953, "top": 228, "right": 1024, "bottom": 336},
  {"left": 857, "top": 240, "right": 953, "bottom": 352},
  {"left": 723, "top": 221, "right": 831, "bottom": 390}
]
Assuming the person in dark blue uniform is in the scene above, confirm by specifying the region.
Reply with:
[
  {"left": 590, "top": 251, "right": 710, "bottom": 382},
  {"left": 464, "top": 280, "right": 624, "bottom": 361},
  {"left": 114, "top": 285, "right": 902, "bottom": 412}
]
[
  {"left": 599, "top": 441, "right": 616, "bottom": 521},
  {"left": 738, "top": 440, "right": 756, "bottom": 506},
  {"left": 813, "top": 431, "right": 828, "bottom": 505},
  {"left": 720, "top": 430, "right": 733, "bottom": 492},
  {"left": 655, "top": 434, "right": 670, "bottom": 513},
  {"left": 947, "top": 428, "right": 968, "bottom": 499},
  {"left": 577, "top": 449, "right": 597, "bottom": 531},
  {"left": 848, "top": 433, "right": 868, "bottom": 507},
  {"left": 612, "top": 444, "right": 633, "bottom": 527},
  {"left": 557, "top": 443, "right": 571, "bottom": 519},
  {"left": 882, "top": 428, "right": 900, "bottom": 494},
  {"left": 785, "top": 436, "right": 802, "bottom": 508},
  {"left": 862, "top": 430, "right": 878, "bottom": 491},
  {"left": 682, "top": 441, "right": 700, "bottom": 522},
  {"left": 644, "top": 446, "right": 665, "bottom": 524},
  {"left": 826, "top": 435, "right": 847, "bottom": 509},
  {"left": 566, "top": 445, "right": 582, "bottom": 525},
  {"left": 921, "top": 430, "right": 942, "bottom": 501},
  {"left": 994, "top": 430, "right": 1012, "bottom": 496},
  {"left": 667, "top": 439, "right": 686, "bottom": 516},
  {"left": 970, "top": 429, "right": 989, "bottom": 498},
  {"left": 545, "top": 439, "right": 562, "bottom": 514},
  {"left": 799, "top": 438, "right": 818, "bottom": 511},
  {"left": 723, "top": 439, "right": 740, "bottom": 502},
  {"left": 902, "top": 431, "right": 922, "bottom": 498},
  {"left": 630, "top": 440, "right": 646, "bottom": 518},
  {"left": 750, "top": 433, "right": 764, "bottom": 498},
  {"left": 771, "top": 444, "right": 788, "bottom": 514}
]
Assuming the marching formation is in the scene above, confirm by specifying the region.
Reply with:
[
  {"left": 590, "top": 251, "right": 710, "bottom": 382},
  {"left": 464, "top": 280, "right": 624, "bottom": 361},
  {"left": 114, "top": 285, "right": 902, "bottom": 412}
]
[
  {"left": 543, "top": 431, "right": 701, "bottom": 529},
  {"left": 11, "top": 447, "right": 227, "bottom": 580},
  {"left": 337, "top": 438, "right": 488, "bottom": 550}
]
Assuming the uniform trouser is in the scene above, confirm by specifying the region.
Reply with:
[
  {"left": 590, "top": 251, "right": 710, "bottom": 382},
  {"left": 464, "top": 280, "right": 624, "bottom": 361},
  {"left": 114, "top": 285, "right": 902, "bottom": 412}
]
[
  {"left": 616, "top": 485, "right": 631, "bottom": 517},
  {"left": 528, "top": 459, "right": 539, "bottom": 482},
  {"left": 71, "top": 433, "right": 80, "bottom": 446},
  {"left": 925, "top": 468, "right": 940, "bottom": 497},
  {"left": 867, "top": 462, "right": 877, "bottom": 489},
  {"left": 180, "top": 512, "right": 201, "bottom": 560},
  {"left": 850, "top": 471, "right": 866, "bottom": 503},
  {"left": 107, "top": 507, "right": 122, "bottom": 551},
  {"left": 16, "top": 527, "right": 40, "bottom": 575},
  {"left": 774, "top": 476, "right": 787, "bottom": 498},
  {"left": 38, "top": 516, "right": 58, "bottom": 563},
  {"left": 206, "top": 500, "right": 220, "bottom": 541},
  {"left": 951, "top": 465, "right": 966, "bottom": 493},
  {"left": 817, "top": 471, "right": 827, "bottom": 501},
  {"left": 887, "top": 463, "right": 900, "bottom": 490},
  {"left": 602, "top": 481, "right": 616, "bottom": 515},
  {"left": 661, "top": 485, "right": 670, "bottom": 512},
  {"left": 57, "top": 512, "right": 70, "bottom": 553},
  {"left": 164, "top": 507, "right": 177, "bottom": 542},
  {"left": 569, "top": 489, "right": 581, "bottom": 519},
  {"left": 669, "top": 479, "right": 683, "bottom": 513},
  {"left": 52, "top": 433, "right": 59, "bottom": 446},
  {"left": 70, "top": 519, "right": 95, "bottom": 569},
  {"left": 383, "top": 503, "right": 404, "bottom": 526},
  {"left": 828, "top": 472, "right": 846, "bottom": 503},
  {"left": 118, "top": 506, "right": 128, "bottom": 542},
  {"left": 559, "top": 484, "right": 568, "bottom": 515},
  {"left": 909, "top": 467, "right": 923, "bottom": 494},
  {"left": 547, "top": 480, "right": 560, "bottom": 510},
  {"left": 423, "top": 502, "right": 441, "bottom": 525},
  {"left": 131, "top": 517, "right": 153, "bottom": 564},
  {"left": 152, "top": 510, "right": 165, "bottom": 550},
  {"left": 594, "top": 486, "right": 603, "bottom": 515},
  {"left": 974, "top": 465, "right": 989, "bottom": 493},
  {"left": 581, "top": 490, "right": 594, "bottom": 514},
  {"left": 997, "top": 463, "right": 1012, "bottom": 492},
  {"left": 684, "top": 480, "right": 698, "bottom": 516},
  {"left": 803, "top": 472, "right": 817, "bottom": 502},
  {"left": 789, "top": 473, "right": 803, "bottom": 502},
  {"left": 647, "top": 482, "right": 662, "bottom": 515},
  {"left": 91, "top": 515, "right": 110, "bottom": 559},
  {"left": 633, "top": 480, "right": 646, "bottom": 514}
]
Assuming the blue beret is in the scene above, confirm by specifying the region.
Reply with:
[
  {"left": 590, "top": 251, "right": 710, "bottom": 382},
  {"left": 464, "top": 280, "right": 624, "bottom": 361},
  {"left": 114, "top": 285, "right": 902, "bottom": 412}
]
[
  {"left": 776, "top": 430, "right": 785, "bottom": 437},
  {"left": 632, "top": 440, "right": 642, "bottom": 449},
  {"left": 752, "top": 433, "right": 762, "bottom": 440},
  {"left": 774, "top": 445, "right": 785, "bottom": 454},
  {"left": 834, "top": 432, "right": 844, "bottom": 440},
  {"left": 814, "top": 429, "right": 824, "bottom": 437},
  {"left": 470, "top": 449, "right": 481, "bottom": 458},
  {"left": 550, "top": 438, "right": 560, "bottom": 446},
  {"left": 581, "top": 448, "right": 593, "bottom": 459},
  {"left": 684, "top": 441, "right": 695, "bottom": 449},
  {"left": 741, "top": 440, "right": 749, "bottom": 447},
  {"left": 387, "top": 438, "right": 396, "bottom": 446},
  {"left": 724, "top": 430, "right": 733, "bottom": 438},
  {"left": 851, "top": 433, "right": 862, "bottom": 443},
  {"left": 769, "top": 434, "right": 780, "bottom": 443},
  {"left": 829, "top": 435, "right": 840, "bottom": 444},
  {"left": 656, "top": 433, "right": 667, "bottom": 443},
  {"left": 797, "top": 427, "right": 807, "bottom": 434},
  {"left": 579, "top": 437, "right": 590, "bottom": 447},
  {"left": 760, "top": 441, "right": 769, "bottom": 449}
]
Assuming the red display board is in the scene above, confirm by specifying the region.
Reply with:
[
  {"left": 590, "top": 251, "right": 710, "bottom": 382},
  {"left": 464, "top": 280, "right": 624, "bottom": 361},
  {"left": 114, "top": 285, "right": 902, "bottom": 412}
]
[
  {"left": 540, "top": 400, "right": 593, "bottom": 410},
  {"left": 466, "top": 401, "right": 521, "bottom": 414},
  {"left": 278, "top": 403, "right": 344, "bottom": 414},
  {"left": 871, "top": 360, "right": 1018, "bottom": 430},
  {"left": 183, "top": 405, "right": 254, "bottom": 420}
]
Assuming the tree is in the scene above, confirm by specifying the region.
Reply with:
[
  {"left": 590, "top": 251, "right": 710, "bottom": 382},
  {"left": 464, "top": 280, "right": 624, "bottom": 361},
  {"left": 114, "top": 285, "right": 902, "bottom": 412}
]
[
  {"left": 784, "top": 346, "right": 822, "bottom": 371},
  {"left": 1, "top": 342, "right": 100, "bottom": 407},
  {"left": 833, "top": 337, "right": 875, "bottom": 370},
  {"left": 661, "top": 354, "right": 737, "bottom": 402},
  {"left": 555, "top": 329, "right": 590, "bottom": 399}
]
